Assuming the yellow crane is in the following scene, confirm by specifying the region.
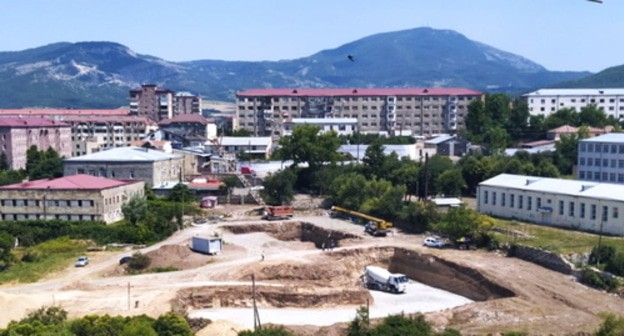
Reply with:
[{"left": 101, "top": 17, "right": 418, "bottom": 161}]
[{"left": 330, "top": 206, "right": 393, "bottom": 236}]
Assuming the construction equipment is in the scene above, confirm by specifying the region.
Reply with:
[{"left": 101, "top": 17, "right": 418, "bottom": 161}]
[
  {"left": 362, "top": 266, "right": 408, "bottom": 293},
  {"left": 262, "top": 206, "right": 294, "bottom": 221},
  {"left": 330, "top": 206, "right": 392, "bottom": 236}
]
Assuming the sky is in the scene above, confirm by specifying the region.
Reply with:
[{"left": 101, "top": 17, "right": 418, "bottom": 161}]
[{"left": 0, "top": 0, "right": 620, "bottom": 73}]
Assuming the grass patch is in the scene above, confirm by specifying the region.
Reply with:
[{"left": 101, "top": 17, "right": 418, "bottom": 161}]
[
  {"left": 126, "top": 266, "right": 179, "bottom": 275},
  {"left": 493, "top": 220, "right": 624, "bottom": 254},
  {"left": 0, "top": 237, "right": 87, "bottom": 284}
]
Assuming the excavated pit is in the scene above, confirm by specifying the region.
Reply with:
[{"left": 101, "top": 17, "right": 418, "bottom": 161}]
[
  {"left": 222, "top": 221, "right": 360, "bottom": 249},
  {"left": 174, "top": 246, "right": 514, "bottom": 312}
]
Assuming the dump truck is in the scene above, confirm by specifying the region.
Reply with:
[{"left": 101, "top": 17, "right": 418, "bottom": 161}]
[
  {"left": 191, "top": 237, "right": 222, "bottom": 255},
  {"left": 262, "top": 206, "right": 294, "bottom": 221},
  {"left": 362, "top": 266, "right": 408, "bottom": 293},
  {"left": 330, "top": 206, "right": 392, "bottom": 236}
]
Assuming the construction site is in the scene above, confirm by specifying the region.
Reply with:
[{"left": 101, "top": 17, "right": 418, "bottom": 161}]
[{"left": 2, "top": 202, "right": 624, "bottom": 336}]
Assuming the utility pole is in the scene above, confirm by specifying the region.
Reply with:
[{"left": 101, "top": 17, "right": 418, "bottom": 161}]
[{"left": 252, "top": 274, "right": 261, "bottom": 330}]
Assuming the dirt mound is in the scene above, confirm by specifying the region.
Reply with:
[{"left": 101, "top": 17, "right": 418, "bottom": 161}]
[
  {"left": 174, "top": 285, "right": 371, "bottom": 310},
  {"left": 143, "top": 243, "right": 246, "bottom": 270}
]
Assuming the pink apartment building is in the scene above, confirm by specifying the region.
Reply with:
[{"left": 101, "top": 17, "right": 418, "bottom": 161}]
[{"left": 0, "top": 117, "right": 71, "bottom": 169}]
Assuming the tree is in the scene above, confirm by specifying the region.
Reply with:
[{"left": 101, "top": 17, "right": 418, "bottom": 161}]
[
  {"left": 464, "top": 99, "right": 488, "bottom": 142},
  {"left": 26, "top": 146, "right": 64, "bottom": 180},
  {"left": 555, "top": 127, "right": 589, "bottom": 175},
  {"left": 330, "top": 173, "right": 369, "bottom": 210},
  {"left": 362, "top": 142, "right": 386, "bottom": 178},
  {"left": 153, "top": 312, "right": 193, "bottom": 336},
  {"left": 0, "top": 231, "right": 15, "bottom": 264},
  {"left": 167, "top": 183, "right": 194, "bottom": 203},
  {"left": 370, "top": 313, "right": 432, "bottom": 336},
  {"left": 275, "top": 125, "right": 340, "bottom": 170},
  {"left": 432, "top": 206, "right": 494, "bottom": 242},
  {"left": 543, "top": 108, "right": 579, "bottom": 130},
  {"left": 127, "top": 252, "right": 151, "bottom": 271},
  {"left": 506, "top": 98, "right": 530, "bottom": 139},
  {"left": 483, "top": 126, "right": 510, "bottom": 154},
  {"left": 579, "top": 104, "right": 608, "bottom": 128},
  {"left": 605, "top": 252, "right": 624, "bottom": 276},
  {"left": 261, "top": 168, "right": 296, "bottom": 205},
  {"left": 120, "top": 318, "right": 157, "bottom": 336},
  {"left": 436, "top": 169, "right": 465, "bottom": 197},
  {"left": 238, "top": 326, "right": 296, "bottom": 336},
  {"left": 347, "top": 306, "right": 370, "bottom": 336},
  {"left": 589, "top": 245, "right": 616, "bottom": 265},
  {"left": 122, "top": 194, "right": 148, "bottom": 226}
]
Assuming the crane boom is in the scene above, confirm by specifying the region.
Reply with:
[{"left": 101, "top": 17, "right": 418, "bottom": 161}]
[{"left": 330, "top": 206, "right": 392, "bottom": 236}]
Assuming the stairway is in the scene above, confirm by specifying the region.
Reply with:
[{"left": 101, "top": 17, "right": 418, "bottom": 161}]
[{"left": 236, "top": 171, "right": 265, "bottom": 206}]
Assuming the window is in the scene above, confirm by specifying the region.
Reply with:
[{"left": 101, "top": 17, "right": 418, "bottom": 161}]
[
  {"left": 129, "top": 171, "right": 135, "bottom": 178},
  {"left": 614, "top": 207, "right": 619, "bottom": 219},
  {"left": 580, "top": 158, "right": 586, "bottom": 166},
  {"left": 619, "top": 160, "right": 624, "bottom": 168},
  {"left": 612, "top": 145, "right": 617, "bottom": 153},
  {"left": 519, "top": 195, "right": 523, "bottom": 209},
  {"left": 510, "top": 194, "right": 515, "bottom": 208},
  {"left": 501, "top": 193, "right": 506, "bottom": 207},
  {"left": 590, "top": 204, "right": 596, "bottom": 220},
  {"left": 492, "top": 192, "right": 497, "bottom": 206},
  {"left": 527, "top": 196, "right": 532, "bottom": 210},
  {"left": 612, "top": 159, "right": 617, "bottom": 168},
  {"left": 580, "top": 203, "right": 585, "bottom": 218},
  {"left": 569, "top": 201, "right": 575, "bottom": 217},
  {"left": 602, "top": 205, "right": 608, "bottom": 222},
  {"left": 559, "top": 200, "right": 564, "bottom": 215},
  {"left": 483, "top": 190, "right": 489, "bottom": 204},
  {"left": 537, "top": 197, "right": 542, "bottom": 208}
]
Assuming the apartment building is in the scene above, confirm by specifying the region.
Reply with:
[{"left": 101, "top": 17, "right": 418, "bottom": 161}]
[
  {"left": 129, "top": 85, "right": 202, "bottom": 121},
  {"left": 62, "top": 116, "right": 158, "bottom": 157},
  {"left": 283, "top": 118, "right": 358, "bottom": 137},
  {"left": 523, "top": 88, "right": 624, "bottom": 118},
  {"left": 236, "top": 88, "right": 483, "bottom": 138},
  {"left": 0, "top": 117, "right": 72, "bottom": 169},
  {"left": 577, "top": 133, "right": 624, "bottom": 184},
  {"left": 0, "top": 174, "right": 144, "bottom": 224},
  {"left": 478, "top": 174, "right": 624, "bottom": 236}
]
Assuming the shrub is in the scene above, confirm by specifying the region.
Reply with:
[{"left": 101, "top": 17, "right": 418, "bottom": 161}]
[
  {"left": 127, "top": 252, "right": 150, "bottom": 271},
  {"left": 605, "top": 252, "right": 624, "bottom": 277},
  {"left": 589, "top": 245, "right": 616, "bottom": 265},
  {"left": 579, "top": 267, "right": 619, "bottom": 292}
]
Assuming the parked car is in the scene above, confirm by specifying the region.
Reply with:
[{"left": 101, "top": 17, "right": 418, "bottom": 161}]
[
  {"left": 119, "top": 256, "right": 133, "bottom": 265},
  {"left": 423, "top": 237, "right": 445, "bottom": 248},
  {"left": 75, "top": 256, "right": 89, "bottom": 267}
]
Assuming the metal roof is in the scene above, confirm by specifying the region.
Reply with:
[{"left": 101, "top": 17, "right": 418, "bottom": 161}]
[
  {"left": 0, "top": 117, "right": 69, "bottom": 128},
  {"left": 0, "top": 174, "right": 139, "bottom": 191},
  {"left": 65, "top": 146, "right": 181, "bottom": 162},
  {"left": 479, "top": 174, "right": 624, "bottom": 202},
  {"left": 212, "top": 137, "right": 272, "bottom": 146},
  {"left": 580, "top": 133, "right": 624, "bottom": 143},
  {"left": 237, "top": 88, "right": 482, "bottom": 97},
  {"left": 523, "top": 88, "right": 624, "bottom": 96}
]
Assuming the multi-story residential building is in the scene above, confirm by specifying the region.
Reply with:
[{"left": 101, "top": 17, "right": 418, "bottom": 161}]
[
  {"left": 478, "top": 174, "right": 624, "bottom": 236},
  {"left": 0, "top": 174, "right": 144, "bottom": 224},
  {"left": 62, "top": 116, "right": 158, "bottom": 157},
  {"left": 0, "top": 117, "right": 72, "bottom": 169},
  {"left": 152, "top": 114, "right": 217, "bottom": 148},
  {"left": 129, "top": 85, "right": 203, "bottom": 121},
  {"left": 283, "top": 118, "right": 358, "bottom": 137},
  {"left": 236, "top": 88, "right": 483, "bottom": 138},
  {"left": 523, "top": 88, "right": 624, "bottom": 118},
  {"left": 174, "top": 92, "right": 202, "bottom": 115},
  {"left": 63, "top": 146, "right": 183, "bottom": 186},
  {"left": 129, "top": 84, "right": 174, "bottom": 121},
  {"left": 577, "top": 133, "right": 624, "bottom": 184}
]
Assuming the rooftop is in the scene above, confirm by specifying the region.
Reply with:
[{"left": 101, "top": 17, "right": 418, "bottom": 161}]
[
  {"left": 523, "top": 88, "right": 624, "bottom": 97},
  {"left": 0, "top": 117, "right": 69, "bottom": 128},
  {"left": 0, "top": 109, "right": 130, "bottom": 116},
  {"left": 580, "top": 133, "right": 624, "bottom": 143},
  {"left": 479, "top": 173, "right": 624, "bottom": 202},
  {"left": 0, "top": 174, "right": 138, "bottom": 191},
  {"left": 64, "top": 146, "right": 181, "bottom": 162},
  {"left": 425, "top": 135, "right": 455, "bottom": 145},
  {"left": 208, "top": 137, "right": 273, "bottom": 147},
  {"left": 237, "top": 88, "right": 482, "bottom": 97}
]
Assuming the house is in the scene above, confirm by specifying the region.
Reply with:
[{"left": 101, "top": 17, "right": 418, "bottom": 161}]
[
  {"left": 425, "top": 135, "right": 470, "bottom": 157},
  {"left": 0, "top": 117, "right": 72, "bottom": 169},
  {"left": 477, "top": 174, "right": 624, "bottom": 236},
  {"left": 0, "top": 174, "right": 144, "bottom": 224},
  {"left": 152, "top": 114, "right": 217, "bottom": 148},
  {"left": 63, "top": 146, "right": 183, "bottom": 186},
  {"left": 205, "top": 137, "right": 273, "bottom": 159}
]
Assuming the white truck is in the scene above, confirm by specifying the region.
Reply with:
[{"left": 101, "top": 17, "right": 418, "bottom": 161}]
[{"left": 363, "top": 265, "right": 408, "bottom": 293}]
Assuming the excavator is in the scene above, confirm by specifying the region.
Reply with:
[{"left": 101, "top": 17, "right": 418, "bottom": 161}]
[{"left": 330, "top": 206, "right": 393, "bottom": 237}]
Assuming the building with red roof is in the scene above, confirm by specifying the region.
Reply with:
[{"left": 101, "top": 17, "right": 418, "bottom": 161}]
[
  {"left": 236, "top": 87, "right": 483, "bottom": 138},
  {"left": 0, "top": 174, "right": 144, "bottom": 224},
  {"left": 0, "top": 117, "right": 72, "bottom": 169}
]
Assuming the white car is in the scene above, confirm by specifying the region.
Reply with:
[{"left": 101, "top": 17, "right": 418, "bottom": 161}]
[
  {"left": 75, "top": 256, "right": 89, "bottom": 267},
  {"left": 423, "top": 237, "right": 445, "bottom": 248}
]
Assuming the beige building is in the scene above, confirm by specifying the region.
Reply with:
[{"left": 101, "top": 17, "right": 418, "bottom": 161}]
[
  {"left": 62, "top": 115, "right": 158, "bottom": 157},
  {"left": 130, "top": 84, "right": 174, "bottom": 121},
  {"left": 0, "top": 174, "right": 144, "bottom": 224},
  {"left": 236, "top": 88, "right": 483, "bottom": 138},
  {"left": 64, "top": 147, "right": 183, "bottom": 186}
]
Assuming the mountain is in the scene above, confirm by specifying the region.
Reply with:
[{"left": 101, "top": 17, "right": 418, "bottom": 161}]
[
  {"left": 0, "top": 28, "right": 592, "bottom": 108},
  {"left": 555, "top": 64, "right": 624, "bottom": 88}
]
